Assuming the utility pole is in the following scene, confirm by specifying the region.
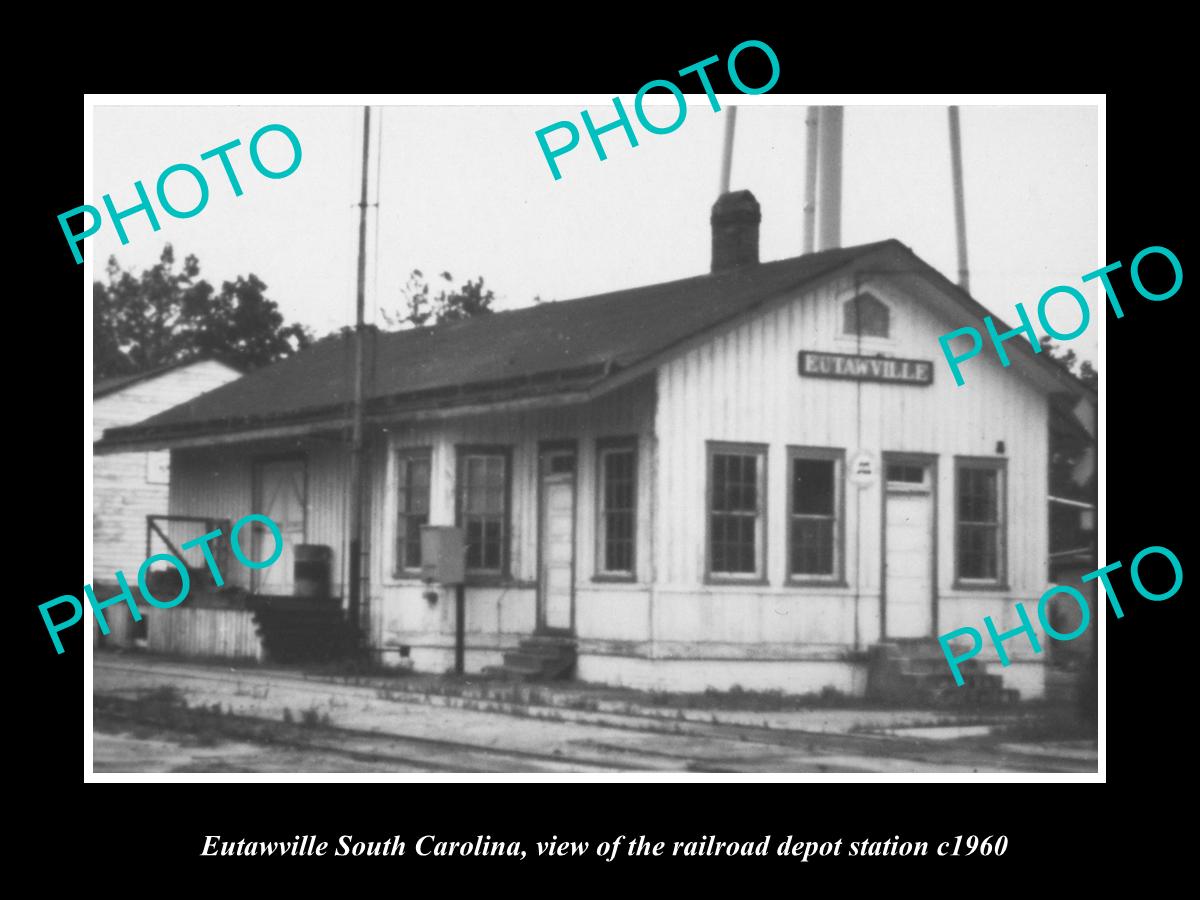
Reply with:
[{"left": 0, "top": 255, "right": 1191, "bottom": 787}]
[
  {"left": 949, "top": 106, "right": 970, "bottom": 293},
  {"left": 815, "top": 106, "right": 843, "bottom": 251},
  {"left": 347, "top": 106, "right": 370, "bottom": 643},
  {"left": 719, "top": 106, "right": 738, "bottom": 194},
  {"left": 803, "top": 106, "right": 819, "bottom": 254}
]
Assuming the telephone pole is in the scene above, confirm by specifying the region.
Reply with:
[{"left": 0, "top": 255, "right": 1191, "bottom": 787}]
[{"left": 347, "top": 106, "right": 370, "bottom": 640}]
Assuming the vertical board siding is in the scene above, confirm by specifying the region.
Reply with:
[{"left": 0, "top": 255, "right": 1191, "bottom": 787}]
[
  {"left": 170, "top": 440, "right": 353, "bottom": 595},
  {"left": 654, "top": 276, "right": 1052, "bottom": 652},
  {"left": 93, "top": 360, "right": 241, "bottom": 579},
  {"left": 167, "top": 378, "right": 658, "bottom": 660},
  {"left": 374, "top": 379, "right": 657, "bottom": 653},
  {"left": 147, "top": 607, "right": 263, "bottom": 661}
]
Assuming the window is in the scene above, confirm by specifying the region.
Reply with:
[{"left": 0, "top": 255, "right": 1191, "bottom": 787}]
[
  {"left": 597, "top": 441, "right": 636, "bottom": 577},
  {"left": 843, "top": 292, "right": 890, "bottom": 338},
  {"left": 886, "top": 463, "right": 925, "bottom": 485},
  {"left": 458, "top": 448, "right": 510, "bottom": 575},
  {"left": 788, "top": 448, "right": 844, "bottom": 581},
  {"left": 956, "top": 459, "right": 1006, "bottom": 583},
  {"left": 707, "top": 443, "right": 767, "bottom": 581},
  {"left": 394, "top": 449, "right": 431, "bottom": 575}
]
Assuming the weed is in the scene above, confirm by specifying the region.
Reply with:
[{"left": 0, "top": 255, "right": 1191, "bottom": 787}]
[{"left": 143, "top": 685, "right": 186, "bottom": 706}]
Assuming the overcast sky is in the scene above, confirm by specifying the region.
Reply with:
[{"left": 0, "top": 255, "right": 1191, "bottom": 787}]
[{"left": 92, "top": 102, "right": 1099, "bottom": 362}]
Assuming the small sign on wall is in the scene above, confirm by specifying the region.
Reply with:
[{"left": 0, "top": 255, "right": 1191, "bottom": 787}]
[
  {"left": 848, "top": 450, "right": 878, "bottom": 488},
  {"left": 799, "top": 351, "right": 934, "bottom": 385},
  {"left": 145, "top": 451, "right": 170, "bottom": 485}
]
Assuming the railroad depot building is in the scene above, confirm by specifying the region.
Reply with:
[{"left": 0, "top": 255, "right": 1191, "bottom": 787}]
[{"left": 97, "top": 192, "right": 1094, "bottom": 700}]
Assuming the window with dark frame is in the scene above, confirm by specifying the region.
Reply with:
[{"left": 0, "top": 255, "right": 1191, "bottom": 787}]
[
  {"left": 956, "top": 460, "right": 1005, "bottom": 582},
  {"left": 789, "top": 449, "right": 842, "bottom": 580},
  {"left": 597, "top": 443, "right": 636, "bottom": 577},
  {"left": 395, "top": 450, "right": 431, "bottom": 574},
  {"left": 843, "top": 293, "right": 890, "bottom": 338},
  {"left": 708, "top": 446, "right": 765, "bottom": 579},
  {"left": 886, "top": 463, "right": 925, "bottom": 484},
  {"left": 459, "top": 450, "right": 509, "bottom": 575}
]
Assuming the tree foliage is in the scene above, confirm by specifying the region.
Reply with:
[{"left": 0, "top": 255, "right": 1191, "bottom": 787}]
[
  {"left": 379, "top": 269, "right": 496, "bottom": 329},
  {"left": 93, "top": 245, "right": 313, "bottom": 379},
  {"left": 1041, "top": 336, "right": 1098, "bottom": 504},
  {"left": 1039, "top": 336, "right": 1098, "bottom": 391}
]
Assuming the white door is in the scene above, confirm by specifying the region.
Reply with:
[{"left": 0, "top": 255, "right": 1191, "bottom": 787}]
[
  {"left": 252, "top": 458, "right": 306, "bottom": 594},
  {"left": 884, "top": 465, "right": 934, "bottom": 638},
  {"left": 539, "top": 454, "right": 576, "bottom": 631}
]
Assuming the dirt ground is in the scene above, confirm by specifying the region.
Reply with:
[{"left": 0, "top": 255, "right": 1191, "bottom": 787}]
[{"left": 91, "top": 654, "right": 1098, "bottom": 774}]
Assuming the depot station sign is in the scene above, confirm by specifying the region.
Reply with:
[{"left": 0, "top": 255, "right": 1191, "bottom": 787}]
[{"left": 798, "top": 351, "right": 934, "bottom": 385}]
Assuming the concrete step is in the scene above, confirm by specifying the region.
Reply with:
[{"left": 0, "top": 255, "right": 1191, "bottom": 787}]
[
  {"left": 489, "top": 638, "right": 578, "bottom": 682},
  {"left": 867, "top": 637, "right": 1016, "bottom": 706},
  {"left": 516, "top": 643, "right": 575, "bottom": 660},
  {"left": 500, "top": 653, "right": 546, "bottom": 675},
  {"left": 895, "top": 657, "right": 957, "bottom": 676},
  {"left": 521, "top": 634, "right": 576, "bottom": 647},
  {"left": 873, "top": 640, "right": 955, "bottom": 662},
  {"left": 481, "top": 665, "right": 531, "bottom": 682}
]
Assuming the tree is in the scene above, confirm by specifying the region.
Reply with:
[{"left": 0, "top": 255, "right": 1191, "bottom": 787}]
[
  {"left": 380, "top": 269, "right": 495, "bottom": 329},
  {"left": 1039, "top": 336, "right": 1098, "bottom": 391},
  {"left": 93, "top": 245, "right": 313, "bottom": 379}
]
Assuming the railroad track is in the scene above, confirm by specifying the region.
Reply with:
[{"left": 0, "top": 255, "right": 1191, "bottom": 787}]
[
  {"left": 93, "top": 660, "right": 736, "bottom": 772},
  {"left": 92, "top": 657, "right": 1094, "bottom": 773},
  {"left": 95, "top": 697, "right": 652, "bottom": 773}
]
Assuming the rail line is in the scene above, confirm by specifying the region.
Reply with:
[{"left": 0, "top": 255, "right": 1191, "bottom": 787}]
[{"left": 92, "top": 657, "right": 1093, "bottom": 773}]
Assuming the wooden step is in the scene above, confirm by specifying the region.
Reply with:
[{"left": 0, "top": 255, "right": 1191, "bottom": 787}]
[{"left": 251, "top": 601, "right": 357, "bottom": 665}]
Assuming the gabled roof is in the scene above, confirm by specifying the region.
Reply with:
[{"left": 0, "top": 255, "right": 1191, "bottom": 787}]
[
  {"left": 93, "top": 356, "right": 242, "bottom": 400},
  {"left": 97, "top": 238, "right": 1093, "bottom": 450}
]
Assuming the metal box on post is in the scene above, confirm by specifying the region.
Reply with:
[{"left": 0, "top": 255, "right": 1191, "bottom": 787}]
[
  {"left": 420, "top": 526, "right": 466, "bottom": 585},
  {"left": 294, "top": 544, "right": 333, "bottom": 599}
]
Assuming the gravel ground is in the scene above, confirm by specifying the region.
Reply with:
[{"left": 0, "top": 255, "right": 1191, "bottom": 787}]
[{"left": 91, "top": 655, "right": 1097, "bottom": 774}]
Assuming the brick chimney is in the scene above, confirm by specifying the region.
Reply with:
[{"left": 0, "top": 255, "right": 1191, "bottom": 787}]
[{"left": 710, "top": 190, "right": 761, "bottom": 272}]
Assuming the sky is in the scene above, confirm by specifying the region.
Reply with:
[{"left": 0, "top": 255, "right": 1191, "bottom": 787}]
[{"left": 91, "top": 101, "right": 1099, "bottom": 363}]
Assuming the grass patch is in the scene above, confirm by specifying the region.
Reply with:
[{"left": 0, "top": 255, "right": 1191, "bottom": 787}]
[
  {"left": 140, "top": 685, "right": 186, "bottom": 706},
  {"left": 989, "top": 709, "right": 1097, "bottom": 743},
  {"left": 95, "top": 694, "right": 343, "bottom": 749}
]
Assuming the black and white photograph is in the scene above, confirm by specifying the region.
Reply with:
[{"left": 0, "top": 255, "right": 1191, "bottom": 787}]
[{"left": 84, "top": 95, "right": 1101, "bottom": 775}]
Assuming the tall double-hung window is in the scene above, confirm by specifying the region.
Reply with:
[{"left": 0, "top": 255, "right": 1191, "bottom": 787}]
[
  {"left": 955, "top": 458, "right": 1006, "bottom": 584},
  {"left": 707, "top": 443, "right": 767, "bottom": 581},
  {"left": 458, "top": 447, "right": 511, "bottom": 576}
]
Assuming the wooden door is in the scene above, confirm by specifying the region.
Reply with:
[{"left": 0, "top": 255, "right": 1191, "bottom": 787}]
[
  {"left": 252, "top": 458, "right": 306, "bottom": 594},
  {"left": 539, "top": 451, "right": 576, "bottom": 632},
  {"left": 884, "top": 462, "right": 935, "bottom": 637}
]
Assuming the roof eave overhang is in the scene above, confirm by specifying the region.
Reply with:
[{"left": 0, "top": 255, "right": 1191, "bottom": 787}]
[
  {"left": 587, "top": 242, "right": 1097, "bottom": 429},
  {"left": 873, "top": 245, "right": 1097, "bottom": 403},
  {"left": 95, "top": 385, "right": 596, "bottom": 454}
]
